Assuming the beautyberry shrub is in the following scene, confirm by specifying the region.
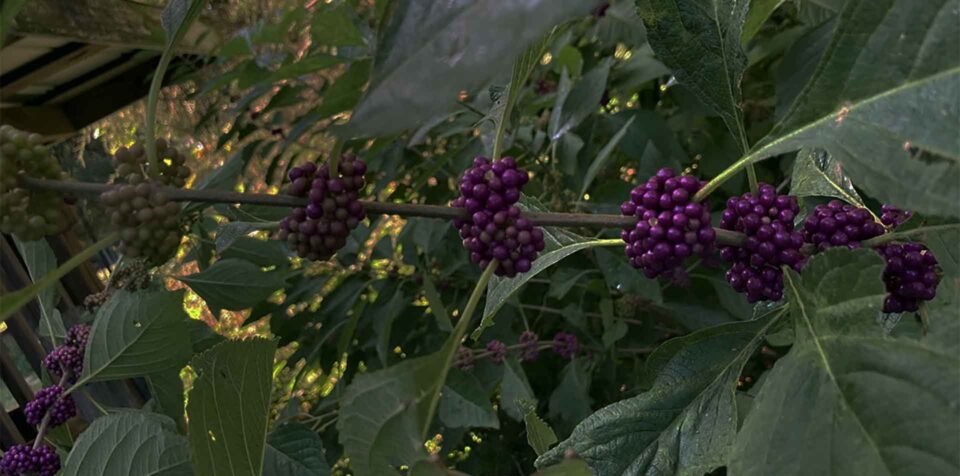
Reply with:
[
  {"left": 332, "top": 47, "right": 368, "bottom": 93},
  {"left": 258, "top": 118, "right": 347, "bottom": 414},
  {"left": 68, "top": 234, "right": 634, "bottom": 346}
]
[
  {"left": 111, "top": 139, "right": 191, "bottom": 187},
  {"left": 278, "top": 155, "right": 367, "bottom": 261},
  {"left": 620, "top": 168, "right": 715, "bottom": 279},
  {"left": 452, "top": 157, "right": 546, "bottom": 277},
  {"left": 718, "top": 183, "right": 804, "bottom": 302}
]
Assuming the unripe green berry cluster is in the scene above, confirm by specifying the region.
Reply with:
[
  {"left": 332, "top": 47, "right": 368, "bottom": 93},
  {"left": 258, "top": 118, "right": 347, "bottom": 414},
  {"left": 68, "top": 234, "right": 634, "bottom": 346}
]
[
  {"left": 0, "top": 125, "right": 71, "bottom": 241},
  {"left": 100, "top": 182, "right": 183, "bottom": 264},
  {"left": 112, "top": 139, "right": 191, "bottom": 187}
]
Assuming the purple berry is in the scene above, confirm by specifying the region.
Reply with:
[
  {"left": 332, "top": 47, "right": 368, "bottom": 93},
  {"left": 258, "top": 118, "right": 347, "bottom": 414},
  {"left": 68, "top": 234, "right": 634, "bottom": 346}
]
[
  {"left": 719, "top": 184, "right": 803, "bottom": 303},
  {"left": 552, "top": 332, "right": 580, "bottom": 359},
  {"left": 802, "top": 200, "right": 883, "bottom": 250},
  {"left": 279, "top": 156, "right": 367, "bottom": 261},
  {"left": 452, "top": 157, "right": 545, "bottom": 277},
  {"left": 877, "top": 243, "right": 940, "bottom": 313},
  {"left": 620, "top": 169, "right": 716, "bottom": 278},
  {"left": 24, "top": 385, "right": 75, "bottom": 427},
  {"left": 455, "top": 346, "right": 475, "bottom": 371},
  {"left": 518, "top": 331, "right": 539, "bottom": 362},
  {"left": 485, "top": 340, "right": 507, "bottom": 365}
]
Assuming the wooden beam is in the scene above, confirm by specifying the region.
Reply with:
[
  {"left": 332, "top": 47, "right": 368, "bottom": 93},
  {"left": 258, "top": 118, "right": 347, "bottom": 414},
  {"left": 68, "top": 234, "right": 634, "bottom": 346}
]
[{"left": 0, "top": 43, "right": 108, "bottom": 99}]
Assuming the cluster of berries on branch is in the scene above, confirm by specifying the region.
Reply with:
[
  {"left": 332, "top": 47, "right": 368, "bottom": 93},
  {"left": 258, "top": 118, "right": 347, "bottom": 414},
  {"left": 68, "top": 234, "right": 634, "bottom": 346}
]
[
  {"left": 454, "top": 332, "right": 580, "bottom": 371},
  {"left": 620, "top": 168, "right": 715, "bottom": 279},
  {"left": 0, "top": 445, "right": 60, "bottom": 476},
  {"left": 452, "top": 156, "right": 546, "bottom": 278},
  {"left": 279, "top": 155, "right": 367, "bottom": 261},
  {"left": 0, "top": 125, "right": 72, "bottom": 241},
  {"left": 802, "top": 200, "right": 884, "bottom": 250},
  {"left": 718, "top": 183, "right": 804, "bottom": 303},
  {"left": 3, "top": 325, "right": 90, "bottom": 476},
  {"left": 100, "top": 182, "right": 183, "bottom": 264},
  {"left": 877, "top": 241, "right": 940, "bottom": 313},
  {"left": 111, "top": 139, "right": 191, "bottom": 187}
]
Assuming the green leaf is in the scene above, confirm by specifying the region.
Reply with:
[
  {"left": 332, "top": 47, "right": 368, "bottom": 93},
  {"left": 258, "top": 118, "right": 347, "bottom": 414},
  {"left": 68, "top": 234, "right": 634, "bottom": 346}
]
[
  {"left": 79, "top": 290, "right": 192, "bottom": 384},
  {"left": 741, "top": 0, "right": 785, "bottom": 45},
  {"left": 501, "top": 357, "right": 536, "bottom": 422},
  {"left": 549, "top": 59, "right": 612, "bottom": 141},
  {"left": 214, "top": 222, "right": 257, "bottom": 253},
  {"left": 342, "top": 0, "right": 597, "bottom": 137},
  {"left": 578, "top": 115, "right": 634, "bottom": 199},
  {"left": 263, "top": 422, "right": 332, "bottom": 476},
  {"left": 147, "top": 370, "right": 186, "bottom": 431},
  {"left": 638, "top": 0, "right": 751, "bottom": 148},
  {"left": 337, "top": 355, "right": 442, "bottom": 476},
  {"left": 548, "top": 359, "right": 592, "bottom": 425},
  {"left": 525, "top": 409, "right": 559, "bottom": 457},
  {"left": 188, "top": 338, "right": 277, "bottom": 476},
  {"left": 746, "top": 0, "right": 960, "bottom": 218},
  {"left": 534, "top": 459, "right": 593, "bottom": 476},
  {"left": 438, "top": 368, "right": 499, "bottom": 429},
  {"left": 13, "top": 237, "right": 65, "bottom": 344},
  {"left": 536, "top": 315, "right": 781, "bottom": 475},
  {"left": 220, "top": 237, "right": 291, "bottom": 268},
  {"left": 62, "top": 411, "right": 192, "bottom": 476},
  {"left": 473, "top": 238, "right": 620, "bottom": 340},
  {"left": 731, "top": 248, "right": 959, "bottom": 475},
  {"left": 313, "top": 60, "right": 372, "bottom": 122},
  {"left": 924, "top": 224, "right": 960, "bottom": 280},
  {"left": 0, "top": 0, "right": 29, "bottom": 49},
  {"left": 1, "top": 233, "right": 117, "bottom": 324},
  {"left": 178, "top": 258, "right": 287, "bottom": 311},
  {"left": 422, "top": 273, "right": 452, "bottom": 333},
  {"left": 311, "top": 3, "right": 365, "bottom": 47},
  {"left": 789, "top": 147, "right": 865, "bottom": 207}
]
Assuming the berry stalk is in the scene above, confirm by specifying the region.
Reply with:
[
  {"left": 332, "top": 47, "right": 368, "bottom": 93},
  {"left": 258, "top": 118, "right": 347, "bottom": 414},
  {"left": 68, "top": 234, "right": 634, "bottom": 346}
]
[
  {"left": 861, "top": 224, "right": 960, "bottom": 247},
  {"left": 19, "top": 177, "right": 750, "bottom": 244}
]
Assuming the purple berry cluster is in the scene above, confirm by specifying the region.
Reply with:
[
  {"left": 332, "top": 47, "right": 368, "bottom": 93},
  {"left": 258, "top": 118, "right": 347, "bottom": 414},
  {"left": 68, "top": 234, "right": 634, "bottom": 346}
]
[
  {"left": 485, "top": 340, "right": 507, "bottom": 364},
  {"left": 452, "top": 157, "right": 545, "bottom": 277},
  {"left": 42, "top": 346, "right": 83, "bottom": 382},
  {"left": 518, "top": 331, "right": 540, "bottom": 362},
  {"left": 620, "top": 168, "right": 715, "bottom": 279},
  {"left": 43, "top": 324, "right": 90, "bottom": 382},
  {"left": 24, "top": 385, "right": 75, "bottom": 427},
  {"left": 880, "top": 204, "right": 912, "bottom": 228},
  {"left": 552, "top": 332, "right": 580, "bottom": 359},
  {"left": 278, "top": 156, "right": 367, "bottom": 261},
  {"left": 802, "top": 200, "right": 884, "bottom": 250},
  {"left": 0, "top": 444, "right": 60, "bottom": 476},
  {"left": 718, "top": 184, "right": 804, "bottom": 303},
  {"left": 878, "top": 242, "right": 940, "bottom": 313},
  {"left": 454, "top": 346, "right": 475, "bottom": 372}
]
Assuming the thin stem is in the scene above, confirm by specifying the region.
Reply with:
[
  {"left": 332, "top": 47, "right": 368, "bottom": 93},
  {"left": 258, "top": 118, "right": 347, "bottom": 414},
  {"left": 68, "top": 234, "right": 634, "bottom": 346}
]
[
  {"left": 19, "top": 178, "right": 750, "bottom": 245},
  {"left": 145, "top": 0, "right": 209, "bottom": 176},
  {"left": 746, "top": 165, "right": 759, "bottom": 194},
  {"left": 861, "top": 224, "right": 960, "bottom": 248},
  {"left": 421, "top": 260, "right": 498, "bottom": 440},
  {"left": 694, "top": 153, "right": 757, "bottom": 202}
]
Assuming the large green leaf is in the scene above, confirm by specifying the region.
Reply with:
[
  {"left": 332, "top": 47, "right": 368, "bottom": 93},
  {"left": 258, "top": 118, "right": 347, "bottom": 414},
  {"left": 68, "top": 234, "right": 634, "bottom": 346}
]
[
  {"left": 549, "top": 59, "right": 612, "bottom": 141},
  {"left": 746, "top": 0, "right": 960, "bottom": 217},
  {"left": 474, "top": 238, "right": 620, "bottom": 340},
  {"left": 147, "top": 369, "right": 186, "bottom": 432},
  {"left": 438, "top": 369, "right": 499, "bottom": 429},
  {"left": 79, "top": 290, "right": 192, "bottom": 384},
  {"left": 789, "top": 147, "right": 865, "bottom": 207},
  {"left": 263, "top": 422, "right": 332, "bottom": 476},
  {"left": 342, "top": 0, "right": 596, "bottom": 137},
  {"left": 741, "top": 0, "right": 785, "bottom": 45},
  {"left": 13, "top": 237, "right": 65, "bottom": 344},
  {"left": 178, "top": 258, "right": 287, "bottom": 311},
  {"left": 638, "top": 0, "right": 751, "bottom": 147},
  {"left": 536, "top": 315, "right": 781, "bottom": 475},
  {"left": 188, "top": 338, "right": 277, "bottom": 476},
  {"left": 220, "top": 237, "right": 291, "bottom": 268},
  {"left": 62, "top": 411, "right": 192, "bottom": 476},
  {"left": 337, "top": 355, "right": 442, "bottom": 476},
  {"left": 730, "top": 248, "right": 960, "bottom": 475}
]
